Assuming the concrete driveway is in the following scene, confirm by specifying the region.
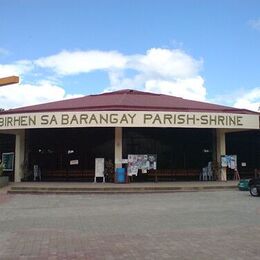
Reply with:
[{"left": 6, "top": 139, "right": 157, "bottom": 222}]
[{"left": 0, "top": 190, "right": 259, "bottom": 259}]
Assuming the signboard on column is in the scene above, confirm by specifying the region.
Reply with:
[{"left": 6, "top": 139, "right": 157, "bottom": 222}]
[{"left": 95, "top": 158, "right": 105, "bottom": 183}]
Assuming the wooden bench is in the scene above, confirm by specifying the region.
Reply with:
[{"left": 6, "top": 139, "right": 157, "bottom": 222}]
[
  {"left": 43, "top": 168, "right": 202, "bottom": 182},
  {"left": 236, "top": 169, "right": 260, "bottom": 179},
  {"left": 43, "top": 169, "right": 95, "bottom": 181},
  {"left": 148, "top": 169, "right": 200, "bottom": 182}
]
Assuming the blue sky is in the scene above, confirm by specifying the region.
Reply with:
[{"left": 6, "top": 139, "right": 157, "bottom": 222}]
[{"left": 0, "top": 0, "right": 260, "bottom": 111}]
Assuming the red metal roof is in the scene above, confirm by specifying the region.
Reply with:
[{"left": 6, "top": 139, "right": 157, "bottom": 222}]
[{"left": 1, "top": 89, "right": 258, "bottom": 115}]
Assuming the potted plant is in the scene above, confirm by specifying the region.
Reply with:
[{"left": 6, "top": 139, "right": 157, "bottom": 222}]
[
  {"left": 0, "top": 163, "right": 9, "bottom": 188},
  {"left": 104, "top": 160, "right": 114, "bottom": 182},
  {"left": 212, "top": 160, "right": 221, "bottom": 181}
]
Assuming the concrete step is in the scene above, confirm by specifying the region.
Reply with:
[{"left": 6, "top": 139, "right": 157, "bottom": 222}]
[
  {"left": 8, "top": 190, "right": 186, "bottom": 194},
  {"left": 8, "top": 185, "right": 237, "bottom": 194}
]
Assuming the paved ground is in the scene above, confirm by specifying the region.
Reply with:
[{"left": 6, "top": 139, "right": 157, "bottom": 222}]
[{"left": 0, "top": 190, "right": 259, "bottom": 260}]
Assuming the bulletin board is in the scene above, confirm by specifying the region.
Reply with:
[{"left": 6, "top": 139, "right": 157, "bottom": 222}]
[
  {"left": 221, "top": 155, "right": 237, "bottom": 169},
  {"left": 127, "top": 154, "right": 157, "bottom": 176}
]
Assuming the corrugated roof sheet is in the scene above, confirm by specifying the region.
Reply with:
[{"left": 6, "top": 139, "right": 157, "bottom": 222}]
[{"left": 1, "top": 89, "right": 258, "bottom": 115}]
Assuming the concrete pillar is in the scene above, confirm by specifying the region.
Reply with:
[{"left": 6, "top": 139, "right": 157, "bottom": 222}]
[
  {"left": 114, "top": 127, "right": 122, "bottom": 170},
  {"left": 14, "top": 130, "right": 25, "bottom": 182},
  {"left": 216, "top": 129, "right": 226, "bottom": 181}
]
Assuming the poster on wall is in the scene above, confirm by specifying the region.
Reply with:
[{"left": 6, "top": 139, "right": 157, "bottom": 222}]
[
  {"left": 147, "top": 154, "right": 157, "bottom": 170},
  {"left": 127, "top": 154, "right": 157, "bottom": 176},
  {"left": 221, "top": 155, "right": 237, "bottom": 169},
  {"left": 70, "top": 160, "right": 79, "bottom": 165},
  {"left": 1, "top": 152, "right": 14, "bottom": 171}
]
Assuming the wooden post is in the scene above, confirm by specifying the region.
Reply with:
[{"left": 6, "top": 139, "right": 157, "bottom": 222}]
[{"left": 0, "top": 76, "right": 19, "bottom": 87}]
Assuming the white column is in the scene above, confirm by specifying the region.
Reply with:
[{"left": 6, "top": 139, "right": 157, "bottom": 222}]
[
  {"left": 114, "top": 127, "right": 122, "bottom": 170},
  {"left": 14, "top": 130, "right": 25, "bottom": 182},
  {"left": 216, "top": 129, "right": 226, "bottom": 181}
]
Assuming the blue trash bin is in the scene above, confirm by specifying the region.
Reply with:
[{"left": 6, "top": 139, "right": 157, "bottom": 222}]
[{"left": 116, "top": 168, "right": 126, "bottom": 183}]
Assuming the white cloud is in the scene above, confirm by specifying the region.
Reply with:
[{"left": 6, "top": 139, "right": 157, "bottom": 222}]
[
  {"left": 248, "top": 18, "right": 260, "bottom": 31},
  {"left": 4, "top": 47, "right": 259, "bottom": 112},
  {"left": 105, "top": 48, "right": 206, "bottom": 100},
  {"left": 35, "top": 50, "right": 127, "bottom": 75},
  {"left": 0, "top": 81, "right": 82, "bottom": 109},
  {"left": 107, "top": 70, "right": 145, "bottom": 91},
  {"left": 233, "top": 87, "right": 260, "bottom": 112},
  {"left": 5, "top": 48, "right": 252, "bottom": 110},
  {"left": 36, "top": 48, "right": 206, "bottom": 102},
  {"left": 132, "top": 48, "right": 202, "bottom": 79},
  {"left": 0, "top": 60, "right": 33, "bottom": 78},
  {"left": 35, "top": 48, "right": 202, "bottom": 79},
  {"left": 145, "top": 76, "right": 206, "bottom": 101}
]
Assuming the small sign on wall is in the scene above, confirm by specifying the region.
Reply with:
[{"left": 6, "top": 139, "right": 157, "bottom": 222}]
[
  {"left": 241, "top": 162, "right": 247, "bottom": 167},
  {"left": 70, "top": 160, "right": 79, "bottom": 165}
]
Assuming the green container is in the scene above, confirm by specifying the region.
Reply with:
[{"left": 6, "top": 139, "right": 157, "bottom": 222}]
[{"left": 238, "top": 179, "right": 250, "bottom": 191}]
